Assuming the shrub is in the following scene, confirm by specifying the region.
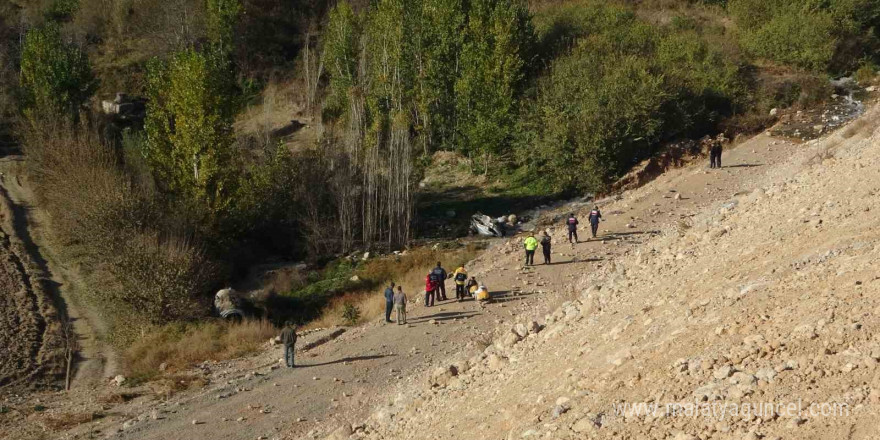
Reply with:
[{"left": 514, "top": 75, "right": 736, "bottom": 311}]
[
  {"left": 19, "top": 22, "right": 97, "bottom": 119},
  {"left": 737, "top": 4, "right": 836, "bottom": 72},
  {"left": 729, "top": 0, "right": 879, "bottom": 72},
  {"left": 855, "top": 63, "right": 878, "bottom": 85},
  {"left": 517, "top": 1, "right": 746, "bottom": 192},
  {"left": 341, "top": 303, "right": 361, "bottom": 326},
  {"left": 21, "top": 119, "right": 221, "bottom": 337}
]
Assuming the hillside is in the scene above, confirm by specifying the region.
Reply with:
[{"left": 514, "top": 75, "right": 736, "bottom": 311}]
[
  {"left": 1, "top": 97, "right": 875, "bottom": 440},
  {"left": 359, "top": 106, "right": 880, "bottom": 439}
]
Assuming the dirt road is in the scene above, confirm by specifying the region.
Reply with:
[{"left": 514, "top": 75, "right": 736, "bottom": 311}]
[{"left": 0, "top": 157, "right": 115, "bottom": 390}]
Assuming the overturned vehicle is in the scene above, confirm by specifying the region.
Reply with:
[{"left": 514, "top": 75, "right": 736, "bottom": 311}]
[
  {"left": 214, "top": 287, "right": 268, "bottom": 322},
  {"left": 470, "top": 212, "right": 506, "bottom": 237}
]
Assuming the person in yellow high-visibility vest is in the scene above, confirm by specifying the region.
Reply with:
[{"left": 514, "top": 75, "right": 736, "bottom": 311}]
[
  {"left": 452, "top": 266, "right": 468, "bottom": 301},
  {"left": 523, "top": 233, "right": 539, "bottom": 266}
]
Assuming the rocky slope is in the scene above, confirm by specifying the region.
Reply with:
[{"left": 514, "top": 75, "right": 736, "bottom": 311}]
[{"left": 357, "top": 108, "right": 880, "bottom": 440}]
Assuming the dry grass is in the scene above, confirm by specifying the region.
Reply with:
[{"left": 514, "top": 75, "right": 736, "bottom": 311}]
[
  {"left": 306, "top": 245, "right": 483, "bottom": 328},
  {"left": 124, "top": 319, "right": 278, "bottom": 378}
]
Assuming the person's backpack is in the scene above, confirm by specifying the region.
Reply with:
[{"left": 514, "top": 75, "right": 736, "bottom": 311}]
[
  {"left": 429, "top": 272, "right": 441, "bottom": 283},
  {"left": 455, "top": 272, "right": 467, "bottom": 282}
]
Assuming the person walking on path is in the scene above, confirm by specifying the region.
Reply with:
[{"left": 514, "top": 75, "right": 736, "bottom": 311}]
[
  {"left": 393, "top": 286, "right": 407, "bottom": 325},
  {"left": 430, "top": 263, "right": 448, "bottom": 301},
  {"left": 453, "top": 266, "right": 468, "bottom": 301},
  {"left": 566, "top": 213, "right": 579, "bottom": 245},
  {"left": 540, "top": 231, "right": 552, "bottom": 264},
  {"left": 588, "top": 206, "right": 602, "bottom": 239},
  {"left": 384, "top": 282, "right": 395, "bottom": 323},
  {"left": 523, "top": 233, "right": 538, "bottom": 266},
  {"left": 424, "top": 272, "right": 437, "bottom": 307},
  {"left": 280, "top": 322, "right": 298, "bottom": 368}
]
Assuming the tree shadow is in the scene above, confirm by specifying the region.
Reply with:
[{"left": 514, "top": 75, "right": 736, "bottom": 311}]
[
  {"left": 296, "top": 354, "right": 391, "bottom": 368},
  {"left": 409, "top": 311, "right": 482, "bottom": 323},
  {"left": 271, "top": 120, "right": 306, "bottom": 138},
  {"left": 723, "top": 163, "right": 764, "bottom": 168}
]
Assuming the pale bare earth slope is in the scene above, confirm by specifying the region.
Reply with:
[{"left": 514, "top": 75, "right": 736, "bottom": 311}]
[{"left": 360, "top": 109, "right": 880, "bottom": 440}]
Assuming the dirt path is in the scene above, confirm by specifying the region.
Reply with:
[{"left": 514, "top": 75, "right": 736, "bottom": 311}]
[
  {"left": 49, "top": 131, "right": 803, "bottom": 440},
  {"left": 0, "top": 157, "right": 116, "bottom": 388}
]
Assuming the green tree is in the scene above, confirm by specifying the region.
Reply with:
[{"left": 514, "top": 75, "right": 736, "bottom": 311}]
[
  {"left": 417, "top": 0, "right": 467, "bottom": 151},
  {"left": 455, "top": 0, "right": 534, "bottom": 171},
  {"left": 143, "top": 49, "right": 239, "bottom": 213},
  {"left": 321, "top": 2, "right": 361, "bottom": 122},
  {"left": 206, "top": 0, "right": 242, "bottom": 53},
  {"left": 19, "top": 23, "right": 96, "bottom": 119}
]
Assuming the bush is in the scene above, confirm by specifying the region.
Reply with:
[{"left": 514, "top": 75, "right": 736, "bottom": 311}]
[
  {"left": 20, "top": 22, "right": 97, "bottom": 119},
  {"left": 22, "top": 119, "right": 222, "bottom": 338},
  {"left": 729, "top": 0, "right": 880, "bottom": 72},
  {"left": 736, "top": 3, "right": 836, "bottom": 72},
  {"left": 855, "top": 63, "right": 878, "bottom": 85},
  {"left": 517, "top": 1, "right": 746, "bottom": 192},
  {"left": 341, "top": 303, "right": 361, "bottom": 326}
]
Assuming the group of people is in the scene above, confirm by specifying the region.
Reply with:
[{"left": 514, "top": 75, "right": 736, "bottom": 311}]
[
  {"left": 380, "top": 262, "right": 486, "bottom": 326},
  {"left": 703, "top": 133, "right": 728, "bottom": 169},
  {"left": 423, "top": 262, "right": 481, "bottom": 306},
  {"left": 522, "top": 206, "right": 602, "bottom": 266}
]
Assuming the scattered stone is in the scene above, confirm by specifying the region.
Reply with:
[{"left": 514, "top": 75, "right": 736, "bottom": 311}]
[{"left": 112, "top": 375, "right": 126, "bottom": 387}]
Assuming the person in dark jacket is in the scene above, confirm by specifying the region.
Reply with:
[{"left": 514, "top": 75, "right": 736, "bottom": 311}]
[
  {"left": 588, "top": 206, "right": 602, "bottom": 238},
  {"left": 430, "top": 263, "right": 448, "bottom": 301},
  {"left": 566, "top": 213, "right": 579, "bottom": 245},
  {"left": 540, "top": 231, "right": 552, "bottom": 264},
  {"left": 384, "top": 282, "right": 396, "bottom": 323},
  {"left": 280, "top": 322, "right": 298, "bottom": 368},
  {"left": 709, "top": 134, "right": 725, "bottom": 169}
]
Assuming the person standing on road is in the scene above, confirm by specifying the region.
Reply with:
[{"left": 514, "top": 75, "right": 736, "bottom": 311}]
[
  {"left": 588, "top": 206, "right": 602, "bottom": 239},
  {"left": 709, "top": 133, "right": 725, "bottom": 169},
  {"left": 566, "top": 213, "right": 579, "bottom": 245},
  {"left": 384, "top": 282, "right": 395, "bottom": 323},
  {"left": 540, "top": 231, "right": 552, "bottom": 264},
  {"left": 280, "top": 322, "right": 298, "bottom": 368},
  {"left": 393, "top": 286, "right": 407, "bottom": 325},
  {"left": 431, "top": 263, "right": 448, "bottom": 301},
  {"left": 523, "top": 232, "right": 538, "bottom": 266},
  {"left": 424, "top": 272, "right": 437, "bottom": 307},
  {"left": 453, "top": 265, "right": 468, "bottom": 301}
]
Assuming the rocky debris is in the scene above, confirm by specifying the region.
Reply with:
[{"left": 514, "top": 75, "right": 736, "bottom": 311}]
[{"left": 428, "top": 365, "right": 458, "bottom": 388}]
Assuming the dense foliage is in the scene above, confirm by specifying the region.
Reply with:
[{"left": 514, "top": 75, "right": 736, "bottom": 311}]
[
  {"left": 729, "top": 0, "right": 880, "bottom": 72},
  {"left": 19, "top": 23, "right": 97, "bottom": 120},
  {"left": 144, "top": 49, "right": 239, "bottom": 214},
  {"left": 516, "top": 3, "right": 747, "bottom": 191}
]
